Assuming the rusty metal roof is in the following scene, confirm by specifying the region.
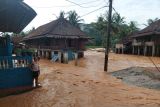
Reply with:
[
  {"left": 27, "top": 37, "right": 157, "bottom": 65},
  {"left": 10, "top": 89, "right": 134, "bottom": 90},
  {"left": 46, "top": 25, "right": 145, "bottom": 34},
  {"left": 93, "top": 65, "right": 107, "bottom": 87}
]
[
  {"left": 23, "top": 18, "right": 90, "bottom": 40},
  {"left": 132, "top": 19, "right": 160, "bottom": 38}
]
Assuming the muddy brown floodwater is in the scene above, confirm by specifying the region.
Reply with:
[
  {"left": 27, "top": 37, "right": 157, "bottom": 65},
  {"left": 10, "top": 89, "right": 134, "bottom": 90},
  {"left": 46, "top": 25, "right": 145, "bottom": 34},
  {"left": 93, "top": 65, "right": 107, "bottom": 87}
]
[{"left": 0, "top": 50, "right": 160, "bottom": 107}]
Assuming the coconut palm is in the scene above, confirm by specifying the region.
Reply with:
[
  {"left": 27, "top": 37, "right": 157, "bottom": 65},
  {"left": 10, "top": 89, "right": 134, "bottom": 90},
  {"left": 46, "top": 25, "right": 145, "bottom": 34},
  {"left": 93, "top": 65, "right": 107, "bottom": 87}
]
[
  {"left": 58, "top": 11, "right": 65, "bottom": 18},
  {"left": 67, "top": 11, "right": 84, "bottom": 28}
]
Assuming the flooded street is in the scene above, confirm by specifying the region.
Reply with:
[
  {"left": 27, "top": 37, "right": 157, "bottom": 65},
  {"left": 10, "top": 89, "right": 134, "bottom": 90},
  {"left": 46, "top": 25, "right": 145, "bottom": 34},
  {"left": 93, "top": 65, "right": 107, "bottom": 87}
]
[{"left": 0, "top": 50, "right": 160, "bottom": 107}]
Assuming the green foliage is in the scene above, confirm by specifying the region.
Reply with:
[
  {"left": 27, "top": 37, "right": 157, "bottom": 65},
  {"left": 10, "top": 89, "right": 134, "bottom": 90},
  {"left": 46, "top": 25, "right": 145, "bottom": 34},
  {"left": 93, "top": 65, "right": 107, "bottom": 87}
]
[
  {"left": 87, "top": 12, "right": 140, "bottom": 48},
  {"left": 81, "top": 23, "right": 103, "bottom": 46},
  {"left": 58, "top": 11, "right": 65, "bottom": 18},
  {"left": 15, "top": 48, "right": 36, "bottom": 55},
  {"left": 86, "top": 45, "right": 103, "bottom": 49},
  {"left": 67, "top": 10, "right": 84, "bottom": 28},
  {"left": 57, "top": 10, "right": 83, "bottom": 28}
]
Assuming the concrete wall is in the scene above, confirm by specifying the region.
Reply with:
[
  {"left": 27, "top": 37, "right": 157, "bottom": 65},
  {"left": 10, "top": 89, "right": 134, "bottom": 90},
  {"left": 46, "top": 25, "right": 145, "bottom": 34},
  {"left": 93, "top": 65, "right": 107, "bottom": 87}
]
[{"left": 0, "top": 67, "right": 33, "bottom": 89}]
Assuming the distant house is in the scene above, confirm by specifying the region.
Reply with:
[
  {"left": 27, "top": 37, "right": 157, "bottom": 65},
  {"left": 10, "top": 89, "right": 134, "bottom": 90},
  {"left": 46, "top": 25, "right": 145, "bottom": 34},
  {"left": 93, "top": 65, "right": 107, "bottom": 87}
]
[
  {"left": 11, "top": 36, "right": 24, "bottom": 46},
  {"left": 132, "top": 20, "right": 160, "bottom": 56},
  {"left": 23, "top": 18, "right": 90, "bottom": 63},
  {"left": 115, "top": 32, "right": 135, "bottom": 54}
]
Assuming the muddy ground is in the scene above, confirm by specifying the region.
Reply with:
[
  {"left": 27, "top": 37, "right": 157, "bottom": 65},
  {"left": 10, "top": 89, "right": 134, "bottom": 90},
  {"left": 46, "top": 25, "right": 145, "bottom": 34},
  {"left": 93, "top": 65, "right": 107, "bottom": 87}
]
[{"left": 0, "top": 50, "right": 160, "bottom": 107}]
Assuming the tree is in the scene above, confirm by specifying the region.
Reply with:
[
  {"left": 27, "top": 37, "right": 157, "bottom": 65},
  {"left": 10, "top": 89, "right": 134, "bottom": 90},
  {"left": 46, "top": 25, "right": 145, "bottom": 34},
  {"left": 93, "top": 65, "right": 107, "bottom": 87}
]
[
  {"left": 89, "top": 12, "right": 139, "bottom": 48},
  {"left": 145, "top": 18, "right": 159, "bottom": 26},
  {"left": 67, "top": 10, "right": 84, "bottom": 28},
  {"left": 112, "top": 13, "right": 125, "bottom": 34},
  {"left": 58, "top": 11, "right": 65, "bottom": 18}
]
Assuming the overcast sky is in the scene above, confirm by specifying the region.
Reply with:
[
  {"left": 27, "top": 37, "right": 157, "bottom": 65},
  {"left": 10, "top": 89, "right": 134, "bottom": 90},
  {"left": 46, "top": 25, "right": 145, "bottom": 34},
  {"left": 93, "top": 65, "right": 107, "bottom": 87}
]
[{"left": 23, "top": 0, "right": 160, "bottom": 31}]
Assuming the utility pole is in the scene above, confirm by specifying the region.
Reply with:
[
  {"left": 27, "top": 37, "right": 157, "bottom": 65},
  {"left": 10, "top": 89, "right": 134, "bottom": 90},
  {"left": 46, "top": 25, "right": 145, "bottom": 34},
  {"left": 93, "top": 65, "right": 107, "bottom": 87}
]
[{"left": 104, "top": 0, "right": 112, "bottom": 71}]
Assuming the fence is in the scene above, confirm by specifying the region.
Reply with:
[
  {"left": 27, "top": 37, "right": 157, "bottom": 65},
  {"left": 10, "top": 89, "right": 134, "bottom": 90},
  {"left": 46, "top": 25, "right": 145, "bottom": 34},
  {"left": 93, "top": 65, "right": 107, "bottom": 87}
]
[
  {"left": 0, "top": 56, "right": 32, "bottom": 69},
  {"left": 0, "top": 56, "right": 33, "bottom": 89}
]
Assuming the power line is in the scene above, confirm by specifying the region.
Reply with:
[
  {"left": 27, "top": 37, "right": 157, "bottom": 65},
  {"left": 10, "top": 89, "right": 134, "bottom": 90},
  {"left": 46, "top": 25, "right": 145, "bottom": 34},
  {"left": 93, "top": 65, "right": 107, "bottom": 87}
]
[
  {"left": 80, "top": 6, "right": 108, "bottom": 17},
  {"left": 31, "top": 0, "right": 103, "bottom": 8},
  {"left": 65, "top": 0, "right": 104, "bottom": 8}
]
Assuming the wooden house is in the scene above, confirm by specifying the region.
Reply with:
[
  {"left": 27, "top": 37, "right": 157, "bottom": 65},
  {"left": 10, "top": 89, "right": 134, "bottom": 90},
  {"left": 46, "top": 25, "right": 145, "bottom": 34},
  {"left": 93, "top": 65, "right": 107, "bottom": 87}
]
[
  {"left": 132, "top": 20, "right": 160, "bottom": 56},
  {"left": 115, "top": 33, "right": 134, "bottom": 54},
  {"left": 23, "top": 18, "right": 90, "bottom": 63}
]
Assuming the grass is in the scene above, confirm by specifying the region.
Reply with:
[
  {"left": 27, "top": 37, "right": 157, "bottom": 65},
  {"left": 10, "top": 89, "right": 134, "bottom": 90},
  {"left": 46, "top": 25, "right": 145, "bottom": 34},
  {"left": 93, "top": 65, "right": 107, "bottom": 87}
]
[{"left": 86, "top": 45, "right": 103, "bottom": 49}]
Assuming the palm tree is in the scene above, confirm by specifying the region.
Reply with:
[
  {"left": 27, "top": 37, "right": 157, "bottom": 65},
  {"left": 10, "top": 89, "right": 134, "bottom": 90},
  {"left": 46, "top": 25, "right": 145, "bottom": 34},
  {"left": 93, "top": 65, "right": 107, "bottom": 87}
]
[
  {"left": 111, "top": 13, "right": 125, "bottom": 34},
  {"left": 58, "top": 11, "right": 65, "bottom": 18},
  {"left": 128, "top": 21, "right": 139, "bottom": 33},
  {"left": 67, "top": 11, "right": 84, "bottom": 28}
]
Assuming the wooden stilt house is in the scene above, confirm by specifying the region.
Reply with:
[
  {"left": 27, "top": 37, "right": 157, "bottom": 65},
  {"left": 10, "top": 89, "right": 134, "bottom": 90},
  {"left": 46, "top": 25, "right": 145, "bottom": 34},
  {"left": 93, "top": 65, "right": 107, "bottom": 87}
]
[
  {"left": 132, "top": 20, "right": 160, "bottom": 56},
  {"left": 23, "top": 18, "right": 90, "bottom": 63},
  {"left": 115, "top": 33, "right": 135, "bottom": 54}
]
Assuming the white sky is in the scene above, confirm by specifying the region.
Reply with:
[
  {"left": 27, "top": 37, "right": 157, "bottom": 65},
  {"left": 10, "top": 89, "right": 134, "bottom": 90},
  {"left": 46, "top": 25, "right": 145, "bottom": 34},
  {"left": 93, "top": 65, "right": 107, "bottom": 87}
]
[{"left": 23, "top": 0, "right": 160, "bottom": 31}]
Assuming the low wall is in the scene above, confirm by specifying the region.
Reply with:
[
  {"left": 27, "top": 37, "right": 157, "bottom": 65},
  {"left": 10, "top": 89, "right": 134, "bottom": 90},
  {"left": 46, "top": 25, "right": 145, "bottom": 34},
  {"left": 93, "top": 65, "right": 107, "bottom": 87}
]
[{"left": 0, "top": 67, "right": 33, "bottom": 89}]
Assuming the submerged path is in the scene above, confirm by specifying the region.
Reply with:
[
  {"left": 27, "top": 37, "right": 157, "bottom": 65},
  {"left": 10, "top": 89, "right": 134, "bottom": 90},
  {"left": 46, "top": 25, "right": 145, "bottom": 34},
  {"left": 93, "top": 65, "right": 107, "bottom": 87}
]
[{"left": 0, "top": 50, "right": 160, "bottom": 107}]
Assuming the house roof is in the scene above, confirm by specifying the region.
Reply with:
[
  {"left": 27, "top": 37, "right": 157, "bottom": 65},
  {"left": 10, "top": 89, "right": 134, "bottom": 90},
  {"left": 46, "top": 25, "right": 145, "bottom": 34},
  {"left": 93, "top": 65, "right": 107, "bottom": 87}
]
[
  {"left": 11, "top": 36, "right": 23, "bottom": 45},
  {"left": 132, "top": 19, "right": 160, "bottom": 38},
  {"left": 0, "top": 0, "right": 37, "bottom": 33},
  {"left": 23, "top": 18, "right": 90, "bottom": 41}
]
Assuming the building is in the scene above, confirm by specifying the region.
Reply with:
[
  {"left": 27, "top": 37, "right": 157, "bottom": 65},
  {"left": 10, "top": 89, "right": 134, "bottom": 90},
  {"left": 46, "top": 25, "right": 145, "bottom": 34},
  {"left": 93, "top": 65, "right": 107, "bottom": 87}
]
[
  {"left": 0, "top": 0, "right": 36, "bottom": 95},
  {"left": 115, "top": 33, "right": 134, "bottom": 54},
  {"left": 132, "top": 20, "right": 160, "bottom": 56},
  {"left": 23, "top": 18, "right": 90, "bottom": 63}
]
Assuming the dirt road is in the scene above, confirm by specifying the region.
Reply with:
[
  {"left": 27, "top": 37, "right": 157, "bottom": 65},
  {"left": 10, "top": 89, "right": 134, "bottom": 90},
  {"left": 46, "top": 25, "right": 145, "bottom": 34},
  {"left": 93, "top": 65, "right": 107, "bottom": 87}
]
[{"left": 0, "top": 51, "right": 160, "bottom": 107}]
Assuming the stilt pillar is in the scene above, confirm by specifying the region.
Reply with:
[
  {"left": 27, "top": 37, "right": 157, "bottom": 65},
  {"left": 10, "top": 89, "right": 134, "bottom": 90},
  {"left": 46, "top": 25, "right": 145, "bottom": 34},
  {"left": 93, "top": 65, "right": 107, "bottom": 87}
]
[
  {"left": 118, "top": 48, "right": 120, "bottom": 54},
  {"left": 63, "top": 52, "right": 68, "bottom": 64},
  {"left": 138, "top": 46, "right": 140, "bottom": 55},
  {"left": 37, "top": 50, "right": 40, "bottom": 57},
  {"left": 152, "top": 45, "right": 155, "bottom": 57},
  {"left": 58, "top": 51, "right": 62, "bottom": 63},
  {"left": 115, "top": 48, "right": 117, "bottom": 53},
  {"left": 144, "top": 46, "right": 147, "bottom": 56},
  {"left": 122, "top": 46, "right": 124, "bottom": 54},
  {"left": 156, "top": 46, "right": 159, "bottom": 56},
  {"left": 74, "top": 52, "right": 78, "bottom": 66},
  {"left": 132, "top": 46, "right": 135, "bottom": 54},
  {"left": 46, "top": 51, "right": 49, "bottom": 58},
  {"left": 42, "top": 50, "right": 44, "bottom": 58}
]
